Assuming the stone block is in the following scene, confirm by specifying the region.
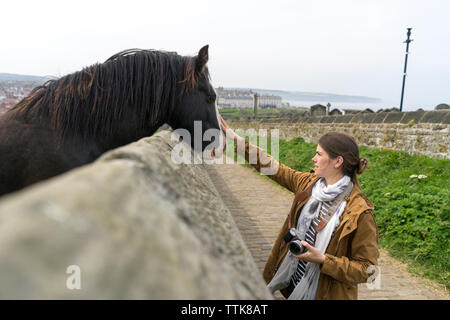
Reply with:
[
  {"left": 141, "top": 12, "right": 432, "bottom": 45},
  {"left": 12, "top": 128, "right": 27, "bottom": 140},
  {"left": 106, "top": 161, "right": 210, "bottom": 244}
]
[
  {"left": 400, "top": 111, "right": 426, "bottom": 124},
  {"left": 324, "top": 116, "right": 337, "bottom": 123},
  {"left": 350, "top": 114, "right": 365, "bottom": 123},
  {"left": 384, "top": 112, "right": 405, "bottom": 123},
  {"left": 0, "top": 131, "right": 272, "bottom": 299},
  {"left": 421, "top": 111, "right": 449, "bottom": 123},
  {"left": 360, "top": 113, "right": 377, "bottom": 123},
  {"left": 334, "top": 115, "right": 355, "bottom": 123},
  {"left": 373, "top": 113, "right": 388, "bottom": 123},
  {"left": 442, "top": 112, "right": 450, "bottom": 125}
]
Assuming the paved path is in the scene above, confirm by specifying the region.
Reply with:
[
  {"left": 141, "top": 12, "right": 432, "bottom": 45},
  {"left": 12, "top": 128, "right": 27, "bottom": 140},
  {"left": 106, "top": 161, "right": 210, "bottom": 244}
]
[{"left": 205, "top": 157, "right": 449, "bottom": 300}]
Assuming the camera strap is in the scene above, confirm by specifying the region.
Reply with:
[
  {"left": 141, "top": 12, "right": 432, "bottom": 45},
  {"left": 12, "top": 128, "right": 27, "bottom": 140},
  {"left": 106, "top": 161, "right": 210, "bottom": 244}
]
[
  {"left": 287, "top": 180, "right": 318, "bottom": 229},
  {"left": 315, "top": 182, "right": 353, "bottom": 234}
]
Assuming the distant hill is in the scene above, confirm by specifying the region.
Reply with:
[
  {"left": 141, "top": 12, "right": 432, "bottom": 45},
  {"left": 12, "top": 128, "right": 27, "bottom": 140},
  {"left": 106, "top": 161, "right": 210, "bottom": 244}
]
[
  {"left": 0, "top": 75, "right": 381, "bottom": 104},
  {"left": 0, "top": 73, "right": 57, "bottom": 82},
  {"left": 226, "top": 87, "right": 381, "bottom": 103}
]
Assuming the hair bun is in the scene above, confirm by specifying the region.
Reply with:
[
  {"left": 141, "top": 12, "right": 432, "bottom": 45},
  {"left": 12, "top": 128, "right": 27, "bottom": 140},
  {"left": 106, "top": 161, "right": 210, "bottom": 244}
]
[{"left": 357, "top": 157, "right": 368, "bottom": 174}]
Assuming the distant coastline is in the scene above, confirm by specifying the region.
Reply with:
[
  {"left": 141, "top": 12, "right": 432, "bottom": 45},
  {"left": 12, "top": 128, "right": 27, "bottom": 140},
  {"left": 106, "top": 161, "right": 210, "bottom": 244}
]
[
  {"left": 0, "top": 73, "right": 404, "bottom": 111},
  {"left": 227, "top": 87, "right": 382, "bottom": 104}
]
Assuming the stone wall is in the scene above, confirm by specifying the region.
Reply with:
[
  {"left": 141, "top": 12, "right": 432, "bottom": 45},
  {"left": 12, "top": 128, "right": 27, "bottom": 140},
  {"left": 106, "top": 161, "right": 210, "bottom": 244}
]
[
  {"left": 226, "top": 110, "right": 450, "bottom": 159},
  {"left": 0, "top": 131, "right": 272, "bottom": 299}
]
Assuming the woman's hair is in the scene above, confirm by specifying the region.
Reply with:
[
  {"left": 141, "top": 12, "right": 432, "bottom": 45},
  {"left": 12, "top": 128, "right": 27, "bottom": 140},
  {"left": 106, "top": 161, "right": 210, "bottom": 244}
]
[{"left": 318, "top": 132, "right": 368, "bottom": 186}]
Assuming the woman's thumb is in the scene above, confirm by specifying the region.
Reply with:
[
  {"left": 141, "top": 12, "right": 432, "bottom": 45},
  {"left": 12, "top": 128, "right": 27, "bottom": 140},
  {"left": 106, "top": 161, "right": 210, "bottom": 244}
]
[{"left": 301, "top": 241, "right": 311, "bottom": 249}]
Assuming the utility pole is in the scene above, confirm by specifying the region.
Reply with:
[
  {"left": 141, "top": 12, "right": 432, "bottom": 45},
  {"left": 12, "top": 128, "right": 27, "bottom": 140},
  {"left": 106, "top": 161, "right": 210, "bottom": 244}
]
[
  {"left": 254, "top": 93, "right": 259, "bottom": 119},
  {"left": 399, "top": 28, "right": 413, "bottom": 112}
]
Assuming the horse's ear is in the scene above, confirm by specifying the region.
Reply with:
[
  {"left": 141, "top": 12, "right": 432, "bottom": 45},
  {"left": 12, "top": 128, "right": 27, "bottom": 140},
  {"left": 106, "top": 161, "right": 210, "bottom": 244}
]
[{"left": 196, "top": 45, "right": 209, "bottom": 73}]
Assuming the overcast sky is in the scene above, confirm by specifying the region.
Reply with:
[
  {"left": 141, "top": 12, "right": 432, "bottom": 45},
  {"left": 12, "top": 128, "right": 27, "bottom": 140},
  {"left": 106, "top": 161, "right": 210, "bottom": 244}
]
[{"left": 1, "top": 0, "right": 449, "bottom": 110}]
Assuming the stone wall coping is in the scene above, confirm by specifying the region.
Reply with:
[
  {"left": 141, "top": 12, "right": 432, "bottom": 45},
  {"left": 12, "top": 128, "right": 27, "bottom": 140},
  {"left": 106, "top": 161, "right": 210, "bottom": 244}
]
[
  {"left": 228, "top": 110, "right": 450, "bottom": 125},
  {"left": 0, "top": 131, "right": 272, "bottom": 299}
]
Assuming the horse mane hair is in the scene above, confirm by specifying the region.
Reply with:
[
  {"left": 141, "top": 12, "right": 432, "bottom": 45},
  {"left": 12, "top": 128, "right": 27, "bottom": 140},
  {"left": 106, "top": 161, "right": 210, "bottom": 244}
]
[{"left": 9, "top": 49, "right": 208, "bottom": 142}]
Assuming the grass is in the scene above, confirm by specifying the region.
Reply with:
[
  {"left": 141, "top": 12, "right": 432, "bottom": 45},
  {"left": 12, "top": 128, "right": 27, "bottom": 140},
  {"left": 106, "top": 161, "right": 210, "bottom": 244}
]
[{"left": 234, "top": 135, "right": 450, "bottom": 290}]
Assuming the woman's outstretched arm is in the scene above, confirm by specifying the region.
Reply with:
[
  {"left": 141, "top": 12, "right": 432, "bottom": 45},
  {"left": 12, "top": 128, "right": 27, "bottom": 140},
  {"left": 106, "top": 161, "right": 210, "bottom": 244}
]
[{"left": 219, "top": 115, "right": 314, "bottom": 194}]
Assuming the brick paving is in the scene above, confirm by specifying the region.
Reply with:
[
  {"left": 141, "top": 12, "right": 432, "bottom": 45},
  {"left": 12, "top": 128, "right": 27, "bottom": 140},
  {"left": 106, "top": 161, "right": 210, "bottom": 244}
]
[{"left": 205, "top": 156, "right": 449, "bottom": 300}]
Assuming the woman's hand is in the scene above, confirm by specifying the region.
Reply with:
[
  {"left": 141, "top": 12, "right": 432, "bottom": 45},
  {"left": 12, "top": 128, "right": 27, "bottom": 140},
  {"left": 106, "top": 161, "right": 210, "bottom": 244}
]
[
  {"left": 292, "top": 241, "right": 326, "bottom": 264},
  {"left": 219, "top": 115, "right": 244, "bottom": 144}
]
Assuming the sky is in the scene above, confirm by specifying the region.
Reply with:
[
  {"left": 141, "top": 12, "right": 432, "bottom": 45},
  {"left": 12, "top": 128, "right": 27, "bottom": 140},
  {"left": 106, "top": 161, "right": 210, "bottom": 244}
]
[{"left": 1, "top": 0, "right": 449, "bottom": 110}]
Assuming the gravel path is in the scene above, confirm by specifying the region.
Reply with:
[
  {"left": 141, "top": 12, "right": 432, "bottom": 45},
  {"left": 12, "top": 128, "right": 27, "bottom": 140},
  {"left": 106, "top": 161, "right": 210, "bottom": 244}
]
[{"left": 205, "top": 157, "right": 449, "bottom": 300}]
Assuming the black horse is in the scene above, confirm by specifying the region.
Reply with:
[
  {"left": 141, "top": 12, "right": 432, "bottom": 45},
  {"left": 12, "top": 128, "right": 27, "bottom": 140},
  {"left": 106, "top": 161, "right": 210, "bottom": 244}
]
[{"left": 0, "top": 45, "right": 221, "bottom": 197}]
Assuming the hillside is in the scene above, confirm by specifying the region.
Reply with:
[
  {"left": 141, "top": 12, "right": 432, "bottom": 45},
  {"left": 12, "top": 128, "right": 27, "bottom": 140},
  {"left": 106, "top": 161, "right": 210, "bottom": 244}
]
[{"left": 0, "top": 73, "right": 56, "bottom": 82}]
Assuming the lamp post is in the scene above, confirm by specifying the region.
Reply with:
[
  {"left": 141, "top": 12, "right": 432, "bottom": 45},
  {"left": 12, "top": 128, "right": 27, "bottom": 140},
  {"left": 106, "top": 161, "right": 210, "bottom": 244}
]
[
  {"left": 399, "top": 28, "right": 413, "bottom": 112},
  {"left": 254, "top": 93, "right": 259, "bottom": 119}
]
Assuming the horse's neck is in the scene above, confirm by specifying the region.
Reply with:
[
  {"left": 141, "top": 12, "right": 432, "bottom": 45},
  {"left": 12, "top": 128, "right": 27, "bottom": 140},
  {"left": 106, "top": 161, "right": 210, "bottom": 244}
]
[{"left": 101, "top": 118, "right": 165, "bottom": 151}]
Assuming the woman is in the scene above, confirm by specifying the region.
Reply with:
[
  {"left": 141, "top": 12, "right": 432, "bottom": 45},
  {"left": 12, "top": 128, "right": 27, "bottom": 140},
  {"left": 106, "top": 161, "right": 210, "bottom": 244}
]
[{"left": 219, "top": 115, "right": 379, "bottom": 300}]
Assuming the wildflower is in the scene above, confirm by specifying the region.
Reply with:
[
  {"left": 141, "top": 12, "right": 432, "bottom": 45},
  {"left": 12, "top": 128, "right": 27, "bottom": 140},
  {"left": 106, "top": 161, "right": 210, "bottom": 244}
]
[
  {"left": 418, "top": 175, "right": 427, "bottom": 179},
  {"left": 409, "top": 174, "right": 418, "bottom": 179},
  {"left": 384, "top": 192, "right": 391, "bottom": 197}
]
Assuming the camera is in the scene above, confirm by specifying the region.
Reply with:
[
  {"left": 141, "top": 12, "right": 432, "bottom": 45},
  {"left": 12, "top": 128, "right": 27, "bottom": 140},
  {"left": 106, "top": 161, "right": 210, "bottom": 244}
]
[{"left": 283, "top": 228, "right": 307, "bottom": 255}]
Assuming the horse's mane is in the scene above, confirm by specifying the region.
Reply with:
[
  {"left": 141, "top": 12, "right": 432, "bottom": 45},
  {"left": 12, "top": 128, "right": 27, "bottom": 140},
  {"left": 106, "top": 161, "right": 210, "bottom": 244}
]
[{"left": 10, "top": 49, "right": 207, "bottom": 142}]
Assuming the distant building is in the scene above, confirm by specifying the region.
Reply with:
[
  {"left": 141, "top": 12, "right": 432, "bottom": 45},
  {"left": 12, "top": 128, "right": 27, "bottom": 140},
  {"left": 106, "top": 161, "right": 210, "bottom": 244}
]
[
  {"left": 258, "top": 94, "right": 282, "bottom": 108},
  {"left": 310, "top": 104, "right": 327, "bottom": 116},
  {"left": 216, "top": 87, "right": 282, "bottom": 108},
  {"left": 329, "top": 108, "right": 342, "bottom": 116},
  {"left": 1, "top": 97, "right": 18, "bottom": 106}
]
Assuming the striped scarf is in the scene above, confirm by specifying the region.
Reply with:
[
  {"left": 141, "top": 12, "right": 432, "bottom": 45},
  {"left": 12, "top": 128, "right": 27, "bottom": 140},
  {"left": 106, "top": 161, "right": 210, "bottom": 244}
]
[{"left": 290, "top": 200, "right": 332, "bottom": 287}]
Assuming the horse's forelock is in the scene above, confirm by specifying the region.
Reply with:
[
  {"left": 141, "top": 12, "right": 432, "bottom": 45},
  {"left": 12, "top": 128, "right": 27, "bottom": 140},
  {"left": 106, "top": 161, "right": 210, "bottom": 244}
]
[{"left": 180, "top": 57, "right": 210, "bottom": 95}]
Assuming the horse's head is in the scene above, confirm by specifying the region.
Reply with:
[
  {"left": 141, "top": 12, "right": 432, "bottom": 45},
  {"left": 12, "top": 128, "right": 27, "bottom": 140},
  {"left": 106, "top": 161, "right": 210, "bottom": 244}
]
[{"left": 168, "top": 45, "right": 223, "bottom": 153}]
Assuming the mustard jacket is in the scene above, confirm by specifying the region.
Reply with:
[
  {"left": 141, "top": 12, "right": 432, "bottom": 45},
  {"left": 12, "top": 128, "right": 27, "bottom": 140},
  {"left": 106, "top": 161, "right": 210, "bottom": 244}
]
[{"left": 238, "top": 139, "right": 379, "bottom": 300}]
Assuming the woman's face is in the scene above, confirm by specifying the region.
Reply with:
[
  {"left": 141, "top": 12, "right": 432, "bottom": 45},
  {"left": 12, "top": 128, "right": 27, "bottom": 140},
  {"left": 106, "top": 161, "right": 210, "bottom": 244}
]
[{"left": 312, "top": 144, "right": 342, "bottom": 178}]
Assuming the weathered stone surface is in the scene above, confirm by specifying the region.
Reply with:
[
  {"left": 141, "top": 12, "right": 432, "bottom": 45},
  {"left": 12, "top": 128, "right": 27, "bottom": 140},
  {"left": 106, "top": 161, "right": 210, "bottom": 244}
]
[
  {"left": 334, "top": 115, "right": 355, "bottom": 123},
  {"left": 384, "top": 112, "right": 405, "bottom": 123},
  {"left": 0, "top": 131, "right": 272, "bottom": 299},
  {"left": 373, "top": 113, "right": 388, "bottom": 123},
  {"left": 360, "top": 113, "right": 377, "bottom": 124},
  {"left": 400, "top": 111, "right": 425, "bottom": 124},
  {"left": 350, "top": 114, "right": 365, "bottom": 123},
  {"left": 435, "top": 103, "right": 450, "bottom": 110},
  {"left": 227, "top": 120, "right": 449, "bottom": 159},
  {"left": 442, "top": 112, "right": 450, "bottom": 125},
  {"left": 322, "top": 116, "right": 336, "bottom": 123},
  {"left": 319, "top": 116, "right": 331, "bottom": 123},
  {"left": 421, "top": 111, "right": 450, "bottom": 123}
]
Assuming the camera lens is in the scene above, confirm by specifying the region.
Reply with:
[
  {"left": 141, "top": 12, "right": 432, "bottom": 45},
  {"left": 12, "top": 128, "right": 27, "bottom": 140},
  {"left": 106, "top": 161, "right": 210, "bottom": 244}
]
[
  {"left": 289, "top": 240, "right": 305, "bottom": 255},
  {"left": 283, "top": 228, "right": 297, "bottom": 243}
]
